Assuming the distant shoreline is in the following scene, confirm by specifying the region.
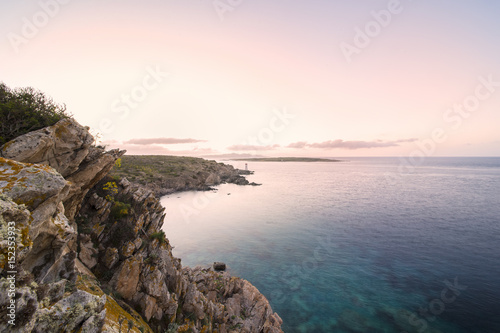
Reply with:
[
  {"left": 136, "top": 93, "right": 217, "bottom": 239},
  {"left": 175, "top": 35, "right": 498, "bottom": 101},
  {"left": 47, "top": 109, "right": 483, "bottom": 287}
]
[{"left": 232, "top": 157, "right": 344, "bottom": 162}]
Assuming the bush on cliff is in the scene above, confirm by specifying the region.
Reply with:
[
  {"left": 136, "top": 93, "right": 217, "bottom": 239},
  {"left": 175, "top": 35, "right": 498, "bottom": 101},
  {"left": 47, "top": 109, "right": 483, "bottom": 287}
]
[{"left": 0, "top": 82, "right": 70, "bottom": 145}]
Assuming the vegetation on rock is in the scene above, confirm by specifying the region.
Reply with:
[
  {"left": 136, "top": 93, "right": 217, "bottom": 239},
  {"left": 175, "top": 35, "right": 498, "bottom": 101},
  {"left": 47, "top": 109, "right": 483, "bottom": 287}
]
[
  {"left": 109, "top": 155, "right": 251, "bottom": 197},
  {"left": 0, "top": 82, "right": 70, "bottom": 145},
  {"left": 0, "top": 84, "right": 283, "bottom": 333}
]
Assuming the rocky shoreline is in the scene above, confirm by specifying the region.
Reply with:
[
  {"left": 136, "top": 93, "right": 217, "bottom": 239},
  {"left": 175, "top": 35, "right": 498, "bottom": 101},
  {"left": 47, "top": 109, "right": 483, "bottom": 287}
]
[
  {"left": 110, "top": 155, "right": 260, "bottom": 198},
  {"left": 0, "top": 118, "right": 282, "bottom": 332}
]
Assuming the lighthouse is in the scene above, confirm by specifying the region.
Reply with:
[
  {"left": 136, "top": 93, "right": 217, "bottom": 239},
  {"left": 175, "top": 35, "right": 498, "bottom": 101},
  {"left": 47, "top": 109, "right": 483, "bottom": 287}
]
[{"left": 245, "top": 163, "right": 248, "bottom": 171}]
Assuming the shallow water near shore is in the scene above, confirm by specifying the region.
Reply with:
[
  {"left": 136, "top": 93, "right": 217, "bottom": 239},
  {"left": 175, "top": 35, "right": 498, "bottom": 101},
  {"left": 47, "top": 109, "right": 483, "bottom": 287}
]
[{"left": 161, "top": 157, "right": 500, "bottom": 333}]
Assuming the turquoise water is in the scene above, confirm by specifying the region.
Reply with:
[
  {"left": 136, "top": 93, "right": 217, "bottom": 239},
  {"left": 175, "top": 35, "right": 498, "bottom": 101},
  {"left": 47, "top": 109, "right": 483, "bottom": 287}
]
[{"left": 161, "top": 157, "right": 500, "bottom": 333}]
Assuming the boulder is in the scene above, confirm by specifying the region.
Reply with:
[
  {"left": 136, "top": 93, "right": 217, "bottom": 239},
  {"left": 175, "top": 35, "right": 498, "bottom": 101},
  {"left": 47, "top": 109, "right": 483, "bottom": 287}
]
[
  {"left": 0, "top": 118, "right": 93, "bottom": 177},
  {"left": 214, "top": 262, "right": 227, "bottom": 271}
]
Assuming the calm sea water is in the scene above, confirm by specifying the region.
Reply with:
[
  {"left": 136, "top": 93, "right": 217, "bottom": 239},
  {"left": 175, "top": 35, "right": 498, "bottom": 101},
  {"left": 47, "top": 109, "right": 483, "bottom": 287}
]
[{"left": 161, "top": 157, "right": 500, "bottom": 333}]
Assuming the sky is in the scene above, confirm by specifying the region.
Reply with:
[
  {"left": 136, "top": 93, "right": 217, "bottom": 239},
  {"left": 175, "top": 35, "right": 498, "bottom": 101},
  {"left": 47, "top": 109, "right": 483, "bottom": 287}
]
[{"left": 1, "top": 0, "right": 500, "bottom": 157}]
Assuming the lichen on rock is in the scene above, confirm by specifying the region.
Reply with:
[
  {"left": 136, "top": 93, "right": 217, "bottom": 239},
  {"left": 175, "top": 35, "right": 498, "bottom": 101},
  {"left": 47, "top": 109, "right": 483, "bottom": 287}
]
[{"left": 0, "top": 118, "right": 283, "bottom": 332}]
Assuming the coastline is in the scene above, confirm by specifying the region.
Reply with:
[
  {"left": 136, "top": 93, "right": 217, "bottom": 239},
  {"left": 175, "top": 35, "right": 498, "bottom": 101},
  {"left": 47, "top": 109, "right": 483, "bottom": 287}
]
[
  {"left": 110, "top": 155, "right": 260, "bottom": 197},
  {"left": 0, "top": 118, "right": 283, "bottom": 333}
]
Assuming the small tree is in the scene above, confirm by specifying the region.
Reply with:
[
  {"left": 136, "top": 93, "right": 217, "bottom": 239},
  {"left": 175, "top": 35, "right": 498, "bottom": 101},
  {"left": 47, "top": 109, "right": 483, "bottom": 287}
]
[{"left": 0, "top": 82, "right": 70, "bottom": 145}]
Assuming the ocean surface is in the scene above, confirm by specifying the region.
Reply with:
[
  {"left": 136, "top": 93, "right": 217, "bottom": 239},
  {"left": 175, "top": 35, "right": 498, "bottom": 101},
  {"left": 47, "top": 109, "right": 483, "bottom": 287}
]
[{"left": 160, "top": 157, "right": 500, "bottom": 333}]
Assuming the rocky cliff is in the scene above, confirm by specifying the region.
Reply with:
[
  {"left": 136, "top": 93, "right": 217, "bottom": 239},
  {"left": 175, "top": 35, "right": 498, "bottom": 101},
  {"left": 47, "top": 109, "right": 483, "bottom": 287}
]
[{"left": 0, "top": 119, "right": 283, "bottom": 332}]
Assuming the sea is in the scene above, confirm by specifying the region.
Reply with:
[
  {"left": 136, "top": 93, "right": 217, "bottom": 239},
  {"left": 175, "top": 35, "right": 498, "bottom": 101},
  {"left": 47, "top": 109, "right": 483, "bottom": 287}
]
[{"left": 160, "top": 157, "right": 500, "bottom": 333}]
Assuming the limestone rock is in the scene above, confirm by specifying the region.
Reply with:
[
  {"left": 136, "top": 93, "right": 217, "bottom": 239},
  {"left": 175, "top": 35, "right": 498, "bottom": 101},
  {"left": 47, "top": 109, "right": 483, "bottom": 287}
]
[
  {"left": 121, "top": 240, "right": 136, "bottom": 258},
  {"left": 0, "top": 158, "right": 76, "bottom": 283},
  {"left": 0, "top": 194, "right": 32, "bottom": 272},
  {"left": 103, "top": 247, "right": 120, "bottom": 269},
  {"left": 79, "top": 234, "right": 98, "bottom": 269},
  {"left": 183, "top": 267, "right": 283, "bottom": 332},
  {"left": 0, "top": 157, "right": 68, "bottom": 212},
  {"left": 63, "top": 146, "right": 125, "bottom": 221},
  {"left": 111, "top": 254, "right": 143, "bottom": 300},
  {"left": 183, "top": 283, "right": 207, "bottom": 320},
  {"left": 0, "top": 283, "right": 39, "bottom": 332},
  {"left": 0, "top": 116, "right": 125, "bottom": 222},
  {"left": 0, "top": 117, "right": 283, "bottom": 333},
  {"left": 0, "top": 118, "right": 94, "bottom": 177},
  {"left": 33, "top": 290, "right": 106, "bottom": 333}
]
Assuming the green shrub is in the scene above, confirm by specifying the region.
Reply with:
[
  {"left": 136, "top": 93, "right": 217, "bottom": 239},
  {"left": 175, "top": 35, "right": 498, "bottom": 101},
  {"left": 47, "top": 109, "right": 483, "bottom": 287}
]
[
  {"left": 110, "top": 200, "right": 131, "bottom": 219},
  {"left": 150, "top": 231, "right": 166, "bottom": 244},
  {"left": 0, "top": 82, "right": 70, "bottom": 145},
  {"left": 144, "top": 254, "right": 159, "bottom": 265}
]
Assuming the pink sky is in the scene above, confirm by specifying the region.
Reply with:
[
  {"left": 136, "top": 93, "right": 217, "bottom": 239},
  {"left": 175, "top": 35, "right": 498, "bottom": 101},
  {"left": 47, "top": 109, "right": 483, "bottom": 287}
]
[{"left": 1, "top": 0, "right": 499, "bottom": 157}]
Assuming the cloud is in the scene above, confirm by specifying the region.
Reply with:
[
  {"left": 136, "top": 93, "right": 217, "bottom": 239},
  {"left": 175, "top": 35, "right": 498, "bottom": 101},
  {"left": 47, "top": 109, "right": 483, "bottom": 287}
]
[
  {"left": 394, "top": 138, "right": 419, "bottom": 143},
  {"left": 287, "top": 138, "right": 418, "bottom": 150},
  {"left": 124, "top": 137, "right": 207, "bottom": 145},
  {"left": 286, "top": 141, "right": 308, "bottom": 149},
  {"left": 227, "top": 144, "right": 280, "bottom": 151}
]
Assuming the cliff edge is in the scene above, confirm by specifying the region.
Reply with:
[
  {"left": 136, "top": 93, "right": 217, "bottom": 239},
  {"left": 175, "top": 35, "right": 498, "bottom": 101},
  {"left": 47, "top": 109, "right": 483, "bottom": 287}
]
[{"left": 0, "top": 118, "right": 283, "bottom": 333}]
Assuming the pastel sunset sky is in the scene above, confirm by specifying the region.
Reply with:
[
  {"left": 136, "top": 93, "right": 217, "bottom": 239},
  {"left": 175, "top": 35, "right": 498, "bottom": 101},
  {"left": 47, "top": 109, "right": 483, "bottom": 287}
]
[{"left": 1, "top": 0, "right": 499, "bottom": 157}]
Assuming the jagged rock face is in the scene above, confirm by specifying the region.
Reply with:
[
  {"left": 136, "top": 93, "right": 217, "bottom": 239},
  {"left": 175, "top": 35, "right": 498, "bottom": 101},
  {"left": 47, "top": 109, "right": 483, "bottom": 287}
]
[
  {"left": 0, "top": 194, "right": 32, "bottom": 276},
  {"left": 0, "top": 119, "right": 133, "bottom": 332},
  {"left": 0, "top": 118, "right": 93, "bottom": 178},
  {"left": 63, "top": 146, "right": 125, "bottom": 221},
  {"left": 0, "top": 118, "right": 283, "bottom": 333},
  {"left": 184, "top": 267, "right": 284, "bottom": 333},
  {"left": 79, "top": 178, "right": 284, "bottom": 333},
  {"left": 0, "top": 195, "right": 108, "bottom": 333},
  {"left": 0, "top": 158, "right": 74, "bottom": 283},
  {"left": 0, "top": 118, "right": 125, "bottom": 221}
]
